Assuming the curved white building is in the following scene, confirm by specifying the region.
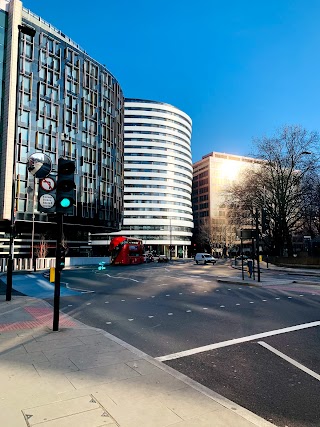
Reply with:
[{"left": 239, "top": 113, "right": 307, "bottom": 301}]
[{"left": 117, "top": 98, "right": 193, "bottom": 258}]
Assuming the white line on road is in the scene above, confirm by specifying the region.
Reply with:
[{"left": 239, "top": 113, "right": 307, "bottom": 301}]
[
  {"left": 106, "top": 274, "right": 139, "bottom": 282},
  {"left": 258, "top": 341, "right": 320, "bottom": 381},
  {"left": 155, "top": 320, "right": 320, "bottom": 362}
]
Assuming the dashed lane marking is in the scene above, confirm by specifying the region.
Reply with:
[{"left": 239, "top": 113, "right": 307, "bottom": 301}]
[
  {"left": 155, "top": 320, "right": 320, "bottom": 362},
  {"left": 258, "top": 341, "right": 320, "bottom": 382}
]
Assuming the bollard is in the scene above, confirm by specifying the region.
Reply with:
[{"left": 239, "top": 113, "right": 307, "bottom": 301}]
[{"left": 49, "top": 267, "right": 55, "bottom": 283}]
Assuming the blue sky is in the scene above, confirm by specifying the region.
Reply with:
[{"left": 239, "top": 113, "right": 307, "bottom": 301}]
[{"left": 22, "top": 0, "right": 320, "bottom": 162}]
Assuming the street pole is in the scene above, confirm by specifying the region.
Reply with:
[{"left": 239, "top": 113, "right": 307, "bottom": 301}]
[
  {"left": 256, "top": 208, "right": 261, "bottom": 282},
  {"left": 53, "top": 213, "right": 63, "bottom": 331},
  {"left": 31, "top": 176, "right": 36, "bottom": 271},
  {"left": 169, "top": 218, "right": 172, "bottom": 261},
  {"left": 240, "top": 231, "right": 244, "bottom": 280}
]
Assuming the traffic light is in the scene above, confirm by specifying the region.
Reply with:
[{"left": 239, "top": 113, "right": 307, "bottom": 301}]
[
  {"left": 261, "top": 208, "right": 270, "bottom": 233},
  {"left": 58, "top": 245, "right": 66, "bottom": 270},
  {"left": 56, "top": 158, "right": 75, "bottom": 214},
  {"left": 38, "top": 175, "right": 56, "bottom": 213}
]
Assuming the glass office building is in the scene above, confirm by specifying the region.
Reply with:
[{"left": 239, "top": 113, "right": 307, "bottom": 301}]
[{"left": 0, "top": 0, "right": 124, "bottom": 256}]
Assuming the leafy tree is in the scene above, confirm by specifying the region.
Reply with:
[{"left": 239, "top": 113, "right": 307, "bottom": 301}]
[{"left": 225, "top": 125, "right": 319, "bottom": 256}]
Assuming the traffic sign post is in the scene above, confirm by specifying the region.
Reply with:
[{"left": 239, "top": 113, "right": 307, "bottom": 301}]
[{"left": 53, "top": 213, "right": 63, "bottom": 331}]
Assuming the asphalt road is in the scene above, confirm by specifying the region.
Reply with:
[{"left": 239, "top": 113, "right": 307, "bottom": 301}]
[{"left": 27, "top": 260, "right": 320, "bottom": 426}]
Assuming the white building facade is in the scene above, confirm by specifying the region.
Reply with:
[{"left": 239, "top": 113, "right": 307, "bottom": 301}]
[{"left": 112, "top": 98, "right": 194, "bottom": 258}]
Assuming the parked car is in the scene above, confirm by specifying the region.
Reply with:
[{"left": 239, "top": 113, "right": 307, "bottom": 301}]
[
  {"left": 158, "top": 255, "right": 169, "bottom": 263},
  {"left": 236, "top": 255, "right": 249, "bottom": 260},
  {"left": 194, "top": 253, "right": 217, "bottom": 265}
]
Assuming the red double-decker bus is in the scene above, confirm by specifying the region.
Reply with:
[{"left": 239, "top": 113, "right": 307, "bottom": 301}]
[{"left": 109, "top": 236, "right": 144, "bottom": 265}]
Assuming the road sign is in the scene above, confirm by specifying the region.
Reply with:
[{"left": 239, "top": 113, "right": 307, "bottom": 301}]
[
  {"left": 39, "top": 194, "right": 55, "bottom": 209},
  {"left": 40, "top": 177, "right": 55, "bottom": 192},
  {"left": 38, "top": 174, "right": 56, "bottom": 213}
]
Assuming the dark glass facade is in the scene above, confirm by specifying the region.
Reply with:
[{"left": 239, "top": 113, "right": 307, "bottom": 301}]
[{"left": 14, "top": 15, "right": 124, "bottom": 231}]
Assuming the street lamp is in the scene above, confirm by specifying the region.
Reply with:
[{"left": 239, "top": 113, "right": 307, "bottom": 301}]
[
  {"left": 169, "top": 218, "right": 172, "bottom": 260},
  {"left": 6, "top": 24, "right": 36, "bottom": 301}
]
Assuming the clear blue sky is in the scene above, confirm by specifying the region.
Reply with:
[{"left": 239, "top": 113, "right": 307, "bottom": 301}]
[{"left": 22, "top": 0, "right": 320, "bottom": 162}]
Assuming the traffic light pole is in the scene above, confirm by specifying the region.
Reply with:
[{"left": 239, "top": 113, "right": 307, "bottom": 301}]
[{"left": 53, "top": 213, "right": 63, "bottom": 331}]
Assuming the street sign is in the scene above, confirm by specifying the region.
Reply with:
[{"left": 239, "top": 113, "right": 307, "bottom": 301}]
[
  {"left": 40, "top": 177, "right": 55, "bottom": 191},
  {"left": 39, "top": 194, "right": 55, "bottom": 209},
  {"left": 38, "top": 174, "right": 57, "bottom": 213}
]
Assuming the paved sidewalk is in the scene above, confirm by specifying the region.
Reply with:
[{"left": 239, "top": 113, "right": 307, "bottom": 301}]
[{"left": 0, "top": 295, "right": 275, "bottom": 427}]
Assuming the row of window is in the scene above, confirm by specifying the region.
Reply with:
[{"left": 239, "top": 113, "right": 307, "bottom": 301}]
[
  {"left": 123, "top": 215, "right": 192, "bottom": 221},
  {"left": 125, "top": 184, "right": 190, "bottom": 195},
  {"left": 125, "top": 207, "right": 191, "bottom": 214},
  {"left": 125, "top": 114, "right": 191, "bottom": 133},
  {"left": 124, "top": 191, "right": 190, "bottom": 201},
  {"left": 125, "top": 122, "right": 190, "bottom": 140},
  {"left": 125, "top": 176, "right": 191, "bottom": 188},
  {"left": 125, "top": 199, "right": 191, "bottom": 207},
  {"left": 125, "top": 105, "right": 192, "bottom": 126},
  {"left": 124, "top": 141, "right": 192, "bottom": 163},
  {"left": 125, "top": 131, "right": 191, "bottom": 150}
]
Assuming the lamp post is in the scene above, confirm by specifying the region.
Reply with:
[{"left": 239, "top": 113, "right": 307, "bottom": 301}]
[
  {"left": 6, "top": 24, "right": 36, "bottom": 301},
  {"left": 169, "top": 218, "right": 172, "bottom": 260}
]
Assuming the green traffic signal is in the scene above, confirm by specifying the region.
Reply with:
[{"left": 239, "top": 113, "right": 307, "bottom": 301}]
[{"left": 59, "top": 198, "right": 71, "bottom": 208}]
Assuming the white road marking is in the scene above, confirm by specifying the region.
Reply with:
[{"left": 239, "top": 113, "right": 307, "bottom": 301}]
[
  {"left": 106, "top": 274, "right": 139, "bottom": 282},
  {"left": 66, "top": 283, "right": 95, "bottom": 294},
  {"left": 155, "top": 320, "right": 320, "bottom": 362},
  {"left": 258, "top": 341, "right": 320, "bottom": 381}
]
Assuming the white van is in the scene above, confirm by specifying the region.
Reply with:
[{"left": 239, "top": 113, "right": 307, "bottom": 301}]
[{"left": 194, "top": 253, "right": 217, "bottom": 265}]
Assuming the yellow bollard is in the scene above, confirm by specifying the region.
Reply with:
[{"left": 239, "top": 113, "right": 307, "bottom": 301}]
[{"left": 49, "top": 267, "right": 55, "bottom": 283}]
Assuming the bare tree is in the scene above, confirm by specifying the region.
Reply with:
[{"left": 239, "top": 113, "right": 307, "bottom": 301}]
[
  {"left": 225, "top": 125, "right": 319, "bottom": 256},
  {"left": 196, "top": 217, "right": 236, "bottom": 254},
  {"left": 35, "top": 235, "right": 49, "bottom": 258}
]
